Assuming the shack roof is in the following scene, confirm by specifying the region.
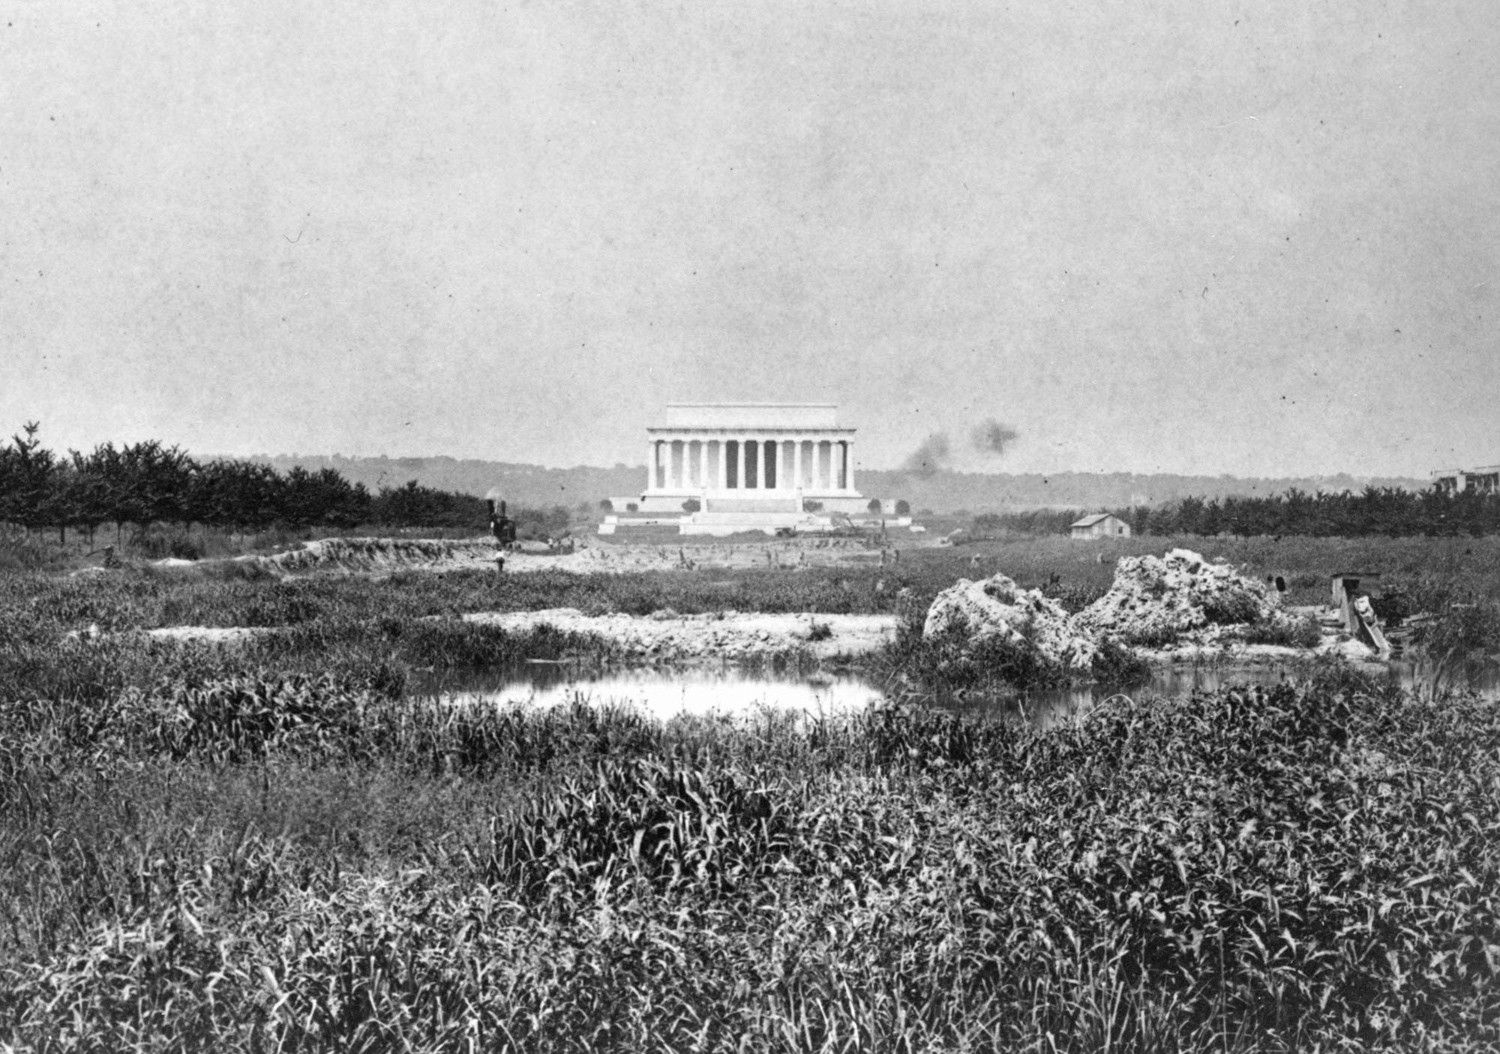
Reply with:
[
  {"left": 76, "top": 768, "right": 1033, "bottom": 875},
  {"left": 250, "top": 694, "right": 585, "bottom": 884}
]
[{"left": 1070, "top": 513, "right": 1116, "bottom": 528}]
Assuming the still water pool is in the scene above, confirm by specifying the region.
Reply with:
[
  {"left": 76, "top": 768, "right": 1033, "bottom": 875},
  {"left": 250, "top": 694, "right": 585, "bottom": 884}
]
[{"left": 416, "top": 661, "right": 1497, "bottom": 729}]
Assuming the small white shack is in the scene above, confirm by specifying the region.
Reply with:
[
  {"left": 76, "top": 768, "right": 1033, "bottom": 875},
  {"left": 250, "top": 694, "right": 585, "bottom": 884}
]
[{"left": 1070, "top": 513, "right": 1131, "bottom": 539}]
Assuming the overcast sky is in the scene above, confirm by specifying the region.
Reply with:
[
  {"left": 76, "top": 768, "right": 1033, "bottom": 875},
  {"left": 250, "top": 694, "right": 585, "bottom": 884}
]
[{"left": 2, "top": 0, "right": 1495, "bottom": 477}]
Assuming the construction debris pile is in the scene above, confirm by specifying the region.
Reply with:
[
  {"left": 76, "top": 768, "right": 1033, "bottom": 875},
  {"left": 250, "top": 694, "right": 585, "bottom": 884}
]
[
  {"left": 923, "top": 573, "right": 1100, "bottom": 670},
  {"left": 925, "top": 549, "right": 1315, "bottom": 669},
  {"left": 1074, "top": 548, "right": 1284, "bottom": 646}
]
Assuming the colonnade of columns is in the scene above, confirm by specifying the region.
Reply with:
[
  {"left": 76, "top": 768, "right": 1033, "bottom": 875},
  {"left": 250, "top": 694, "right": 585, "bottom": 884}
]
[{"left": 647, "top": 435, "right": 855, "bottom": 493}]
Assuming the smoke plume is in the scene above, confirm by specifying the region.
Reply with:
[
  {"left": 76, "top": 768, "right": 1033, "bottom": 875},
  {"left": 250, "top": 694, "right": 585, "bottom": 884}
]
[
  {"left": 902, "top": 433, "right": 952, "bottom": 478},
  {"left": 971, "top": 419, "right": 1020, "bottom": 457}
]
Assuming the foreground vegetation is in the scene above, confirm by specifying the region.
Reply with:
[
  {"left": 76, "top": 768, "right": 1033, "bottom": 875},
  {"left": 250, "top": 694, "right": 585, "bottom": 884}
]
[
  {"left": 1, "top": 656, "right": 1496, "bottom": 1051},
  {"left": 3, "top": 534, "right": 1499, "bottom": 1049}
]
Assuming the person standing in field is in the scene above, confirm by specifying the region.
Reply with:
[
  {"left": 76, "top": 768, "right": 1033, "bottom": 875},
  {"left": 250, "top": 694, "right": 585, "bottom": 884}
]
[{"left": 488, "top": 499, "right": 515, "bottom": 572}]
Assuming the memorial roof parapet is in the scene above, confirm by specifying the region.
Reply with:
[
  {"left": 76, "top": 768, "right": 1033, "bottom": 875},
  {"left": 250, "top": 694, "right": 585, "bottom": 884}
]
[{"left": 654, "top": 403, "right": 847, "bottom": 431}]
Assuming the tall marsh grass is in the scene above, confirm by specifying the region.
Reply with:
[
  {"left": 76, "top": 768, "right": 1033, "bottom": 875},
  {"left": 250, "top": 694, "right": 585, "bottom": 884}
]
[
  {"left": 4, "top": 541, "right": 1500, "bottom": 1049},
  {"left": 3, "top": 662, "right": 1497, "bottom": 1051}
]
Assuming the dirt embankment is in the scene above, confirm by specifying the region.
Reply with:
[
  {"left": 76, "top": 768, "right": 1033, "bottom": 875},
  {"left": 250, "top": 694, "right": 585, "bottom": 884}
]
[
  {"left": 461, "top": 610, "right": 900, "bottom": 662},
  {"left": 217, "top": 536, "right": 884, "bottom": 576},
  {"left": 138, "top": 610, "right": 900, "bottom": 663}
]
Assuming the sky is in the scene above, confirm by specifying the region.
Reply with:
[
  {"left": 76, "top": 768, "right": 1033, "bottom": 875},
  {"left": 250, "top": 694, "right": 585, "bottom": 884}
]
[{"left": 2, "top": 0, "right": 1496, "bottom": 477}]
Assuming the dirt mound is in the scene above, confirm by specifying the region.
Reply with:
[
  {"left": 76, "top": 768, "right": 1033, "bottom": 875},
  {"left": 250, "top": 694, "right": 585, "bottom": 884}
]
[
  {"left": 923, "top": 573, "right": 1099, "bottom": 670},
  {"left": 255, "top": 537, "right": 499, "bottom": 574},
  {"left": 244, "top": 536, "right": 884, "bottom": 577},
  {"left": 1075, "top": 548, "right": 1281, "bottom": 645}
]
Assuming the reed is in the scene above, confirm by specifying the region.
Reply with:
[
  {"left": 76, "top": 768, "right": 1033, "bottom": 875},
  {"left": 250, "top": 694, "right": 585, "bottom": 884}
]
[{"left": 2, "top": 660, "right": 1496, "bottom": 1051}]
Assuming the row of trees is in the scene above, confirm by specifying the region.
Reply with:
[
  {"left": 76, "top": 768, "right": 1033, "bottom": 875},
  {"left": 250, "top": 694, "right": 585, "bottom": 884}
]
[
  {"left": 972, "top": 487, "right": 1500, "bottom": 539},
  {"left": 11, "top": 421, "right": 1495, "bottom": 543},
  {"left": 0, "top": 423, "right": 508, "bottom": 541},
  {"left": 1130, "top": 487, "right": 1500, "bottom": 538}
]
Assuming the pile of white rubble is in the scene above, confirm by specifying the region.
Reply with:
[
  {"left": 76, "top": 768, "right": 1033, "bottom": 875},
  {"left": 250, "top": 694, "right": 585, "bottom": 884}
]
[
  {"left": 922, "top": 573, "right": 1101, "bottom": 670},
  {"left": 1074, "top": 548, "right": 1284, "bottom": 645},
  {"left": 925, "top": 549, "right": 1298, "bottom": 666}
]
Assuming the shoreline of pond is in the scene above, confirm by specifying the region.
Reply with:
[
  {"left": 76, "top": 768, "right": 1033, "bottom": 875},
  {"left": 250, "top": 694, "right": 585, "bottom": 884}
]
[{"left": 132, "top": 606, "right": 1390, "bottom": 669}]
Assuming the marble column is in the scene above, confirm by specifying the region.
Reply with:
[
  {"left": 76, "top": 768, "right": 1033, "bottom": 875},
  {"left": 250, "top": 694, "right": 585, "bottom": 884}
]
[
  {"left": 717, "top": 440, "right": 728, "bottom": 490},
  {"left": 793, "top": 439, "right": 803, "bottom": 492},
  {"left": 844, "top": 442, "right": 854, "bottom": 491},
  {"left": 699, "top": 438, "right": 709, "bottom": 490}
]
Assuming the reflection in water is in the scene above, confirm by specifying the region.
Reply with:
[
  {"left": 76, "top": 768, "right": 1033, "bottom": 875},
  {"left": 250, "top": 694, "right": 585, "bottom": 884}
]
[
  {"left": 977, "top": 664, "right": 1305, "bottom": 730},
  {"left": 424, "top": 665, "right": 882, "bottom": 723},
  {"left": 416, "top": 660, "right": 1498, "bottom": 728}
]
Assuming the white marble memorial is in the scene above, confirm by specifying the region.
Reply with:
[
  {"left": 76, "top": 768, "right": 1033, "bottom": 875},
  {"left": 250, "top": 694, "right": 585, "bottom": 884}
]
[{"left": 604, "top": 403, "right": 876, "bottom": 535}]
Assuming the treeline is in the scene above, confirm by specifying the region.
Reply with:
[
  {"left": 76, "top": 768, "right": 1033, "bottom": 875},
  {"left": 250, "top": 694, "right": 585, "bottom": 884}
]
[
  {"left": 975, "top": 487, "right": 1500, "bottom": 538},
  {"left": 0, "top": 423, "right": 569, "bottom": 541},
  {"left": 1139, "top": 487, "right": 1500, "bottom": 538}
]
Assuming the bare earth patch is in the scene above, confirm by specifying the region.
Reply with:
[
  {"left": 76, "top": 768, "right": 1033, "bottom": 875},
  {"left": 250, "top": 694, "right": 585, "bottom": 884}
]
[
  {"left": 460, "top": 609, "right": 901, "bottom": 662},
  {"left": 143, "top": 626, "right": 263, "bottom": 644},
  {"left": 132, "top": 610, "right": 900, "bottom": 662}
]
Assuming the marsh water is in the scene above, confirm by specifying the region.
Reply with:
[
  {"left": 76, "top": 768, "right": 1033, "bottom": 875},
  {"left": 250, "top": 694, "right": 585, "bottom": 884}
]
[{"left": 418, "top": 661, "right": 1500, "bottom": 729}]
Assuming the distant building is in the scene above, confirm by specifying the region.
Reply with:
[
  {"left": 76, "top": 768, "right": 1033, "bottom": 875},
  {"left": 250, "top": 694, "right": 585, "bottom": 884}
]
[
  {"left": 1070, "top": 513, "right": 1130, "bottom": 539},
  {"left": 600, "top": 403, "right": 905, "bottom": 536},
  {"left": 1432, "top": 465, "right": 1500, "bottom": 496}
]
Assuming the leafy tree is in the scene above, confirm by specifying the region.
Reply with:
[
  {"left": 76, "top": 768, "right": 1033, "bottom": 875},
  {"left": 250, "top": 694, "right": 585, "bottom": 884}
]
[
  {"left": 0, "top": 423, "right": 58, "bottom": 536},
  {"left": 371, "top": 481, "right": 487, "bottom": 529}
]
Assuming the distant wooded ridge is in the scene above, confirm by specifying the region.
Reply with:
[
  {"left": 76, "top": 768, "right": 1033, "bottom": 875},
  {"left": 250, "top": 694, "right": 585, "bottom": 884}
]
[{"left": 243, "top": 454, "right": 1428, "bottom": 514}]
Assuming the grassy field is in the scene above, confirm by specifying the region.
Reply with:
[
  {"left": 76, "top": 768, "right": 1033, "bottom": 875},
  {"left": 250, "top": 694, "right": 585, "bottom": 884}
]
[
  {"left": 1, "top": 664, "right": 1497, "bottom": 1050},
  {"left": 3, "top": 535, "right": 1499, "bottom": 1050},
  {"left": 9, "top": 533, "right": 1500, "bottom": 632}
]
